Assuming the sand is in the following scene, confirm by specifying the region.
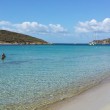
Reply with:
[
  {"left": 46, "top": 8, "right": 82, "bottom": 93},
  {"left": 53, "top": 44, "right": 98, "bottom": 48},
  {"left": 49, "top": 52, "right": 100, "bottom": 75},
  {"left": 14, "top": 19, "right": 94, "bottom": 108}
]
[
  {"left": 1, "top": 77, "right": 110, "bottom": 110},
  {"left": 46, "top": 77, "right": 110, "bottom": 110}
]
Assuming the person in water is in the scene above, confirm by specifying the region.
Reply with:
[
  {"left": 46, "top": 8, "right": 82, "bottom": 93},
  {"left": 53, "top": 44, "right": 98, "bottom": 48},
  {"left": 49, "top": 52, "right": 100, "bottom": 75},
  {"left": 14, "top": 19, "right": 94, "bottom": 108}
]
[{"left": 1, "top": 53, "right": 6, "bottom": 60}]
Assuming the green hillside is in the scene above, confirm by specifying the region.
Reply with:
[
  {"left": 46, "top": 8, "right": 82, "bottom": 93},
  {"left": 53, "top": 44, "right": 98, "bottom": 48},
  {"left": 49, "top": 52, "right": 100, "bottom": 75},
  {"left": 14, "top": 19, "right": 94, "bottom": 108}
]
[{"left": 0, "top": 30, "right": 48, "bottom": 44}]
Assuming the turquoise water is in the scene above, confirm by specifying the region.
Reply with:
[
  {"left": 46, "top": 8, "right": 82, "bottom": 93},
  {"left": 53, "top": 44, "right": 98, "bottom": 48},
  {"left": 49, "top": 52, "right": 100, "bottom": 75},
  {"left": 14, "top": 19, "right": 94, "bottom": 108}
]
[{"left": 0, "top": 45, "right": 110, "bottom": 109}]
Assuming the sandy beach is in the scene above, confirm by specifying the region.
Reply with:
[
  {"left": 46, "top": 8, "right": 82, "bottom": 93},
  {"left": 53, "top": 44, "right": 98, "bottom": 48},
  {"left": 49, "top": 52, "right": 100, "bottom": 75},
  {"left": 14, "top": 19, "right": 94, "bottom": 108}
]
[{"left": 45, "top": 77, "right": 110, "bottom": 110}]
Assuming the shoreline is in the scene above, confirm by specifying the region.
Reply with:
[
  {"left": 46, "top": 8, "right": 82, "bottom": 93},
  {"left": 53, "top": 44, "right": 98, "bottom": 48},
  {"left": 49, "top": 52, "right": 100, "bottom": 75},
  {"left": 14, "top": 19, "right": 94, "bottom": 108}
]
[
  {"left": 1, "top": 75, "right": 110, "bottom": 110},
  {"left": 43, "top": 76, "right": 110, "bottom": 110}
]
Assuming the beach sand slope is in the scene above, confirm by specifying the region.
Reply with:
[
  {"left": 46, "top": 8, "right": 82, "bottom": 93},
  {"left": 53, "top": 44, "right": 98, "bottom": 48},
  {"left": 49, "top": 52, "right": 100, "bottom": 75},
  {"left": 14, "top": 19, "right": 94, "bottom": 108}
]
[{"left": 49, "top": 78, "right": 110, "bottom": 110}]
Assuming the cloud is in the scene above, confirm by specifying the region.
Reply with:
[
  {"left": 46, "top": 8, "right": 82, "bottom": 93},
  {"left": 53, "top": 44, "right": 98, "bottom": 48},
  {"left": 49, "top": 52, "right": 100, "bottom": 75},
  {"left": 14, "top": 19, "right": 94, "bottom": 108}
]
[
  {"left": 49, "top": 24, "right": 67, "bottom": 33},
  {"left": 0, "top": 21, "right": 11, "bottom": 25},
  {"left": 14, "top": 22, "right": 49, "bottom": 35},
  {"left": 75, "top": 18, "right": 110, "bottom": 33},
  {"left": 0, "top": 20, "right": 68, "bottom": 35}
]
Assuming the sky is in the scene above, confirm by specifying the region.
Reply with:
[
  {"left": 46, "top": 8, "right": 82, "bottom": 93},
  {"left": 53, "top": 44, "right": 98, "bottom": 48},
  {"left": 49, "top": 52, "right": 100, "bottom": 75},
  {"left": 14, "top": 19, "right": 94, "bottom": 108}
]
[{"left": 0, "top": 0, "right": 110, "bottom": 43}]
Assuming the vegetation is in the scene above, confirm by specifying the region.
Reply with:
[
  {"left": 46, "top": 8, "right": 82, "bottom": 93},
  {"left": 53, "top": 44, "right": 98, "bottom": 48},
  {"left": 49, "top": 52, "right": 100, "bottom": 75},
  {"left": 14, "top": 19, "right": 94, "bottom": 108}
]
[
  {"left": 93, "top": 38, "right": 110, "bottom": 44},
  {"left": 90, "top": 38, "right": 110, "bottom": 44},
  {"left": 0, "top": 30, "right": 48, "bottom": 44}
]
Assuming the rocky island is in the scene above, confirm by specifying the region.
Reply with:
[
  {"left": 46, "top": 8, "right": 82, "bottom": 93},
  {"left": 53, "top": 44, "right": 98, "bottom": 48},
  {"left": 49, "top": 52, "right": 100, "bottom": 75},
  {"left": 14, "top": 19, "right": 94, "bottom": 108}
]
[
  {"left": 89, "top": 38, "right": 110, "bottom": 45},
  {"left": 0, "top": 30, "right": 48, "bottom": 45}
]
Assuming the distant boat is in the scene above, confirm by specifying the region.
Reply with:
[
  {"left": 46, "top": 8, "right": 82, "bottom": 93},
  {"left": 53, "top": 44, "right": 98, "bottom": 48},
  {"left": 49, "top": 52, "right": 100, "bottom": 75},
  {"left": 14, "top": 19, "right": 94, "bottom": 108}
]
[
  {"left": 89, "top": 42, "right": 95, "bottom": 45},
  {"left": 89, "top": 33, "right": 97, "bottom": 46}
]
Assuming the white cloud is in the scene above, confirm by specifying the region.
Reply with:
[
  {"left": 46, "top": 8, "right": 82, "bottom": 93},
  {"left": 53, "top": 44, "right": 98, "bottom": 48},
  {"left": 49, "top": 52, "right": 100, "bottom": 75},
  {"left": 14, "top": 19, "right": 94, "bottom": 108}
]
[
  {"left": 15, "top": 22, "right": 49, "bottom": 34},
  {"left": 49, "top": 24, "right": 67, "bottom": 33},
  {"left": 0, "top": 20, "right": 67, "bottom": 35},
  {"left": 75, "top": 18, "right": 110, "bottom": 33},
  {"left": 0, "top": 21, "right": 11, "bottom": 25}
]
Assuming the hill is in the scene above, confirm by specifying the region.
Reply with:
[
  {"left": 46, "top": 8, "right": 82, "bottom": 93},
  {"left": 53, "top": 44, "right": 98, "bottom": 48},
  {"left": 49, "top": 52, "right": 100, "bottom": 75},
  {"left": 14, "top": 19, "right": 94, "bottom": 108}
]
[
  {"left": 89, "top": 38, "right": 110, "bottom": 45},
  {"left": 0, "top": 30, "right": 48, "bottom": 44}
]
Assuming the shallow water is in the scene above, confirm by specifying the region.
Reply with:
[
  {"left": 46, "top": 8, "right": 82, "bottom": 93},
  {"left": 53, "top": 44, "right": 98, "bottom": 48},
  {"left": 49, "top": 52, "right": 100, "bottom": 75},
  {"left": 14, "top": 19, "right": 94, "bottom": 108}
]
[{"left": 0, "top": 45, "right": 110, "bottom": 109}]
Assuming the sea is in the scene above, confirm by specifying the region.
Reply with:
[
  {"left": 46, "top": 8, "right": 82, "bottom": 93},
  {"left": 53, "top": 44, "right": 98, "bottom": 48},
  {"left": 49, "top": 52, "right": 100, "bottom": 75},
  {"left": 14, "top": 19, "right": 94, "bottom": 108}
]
[{"left": 0, "top": 44, "right": 110, "bottom": 110}]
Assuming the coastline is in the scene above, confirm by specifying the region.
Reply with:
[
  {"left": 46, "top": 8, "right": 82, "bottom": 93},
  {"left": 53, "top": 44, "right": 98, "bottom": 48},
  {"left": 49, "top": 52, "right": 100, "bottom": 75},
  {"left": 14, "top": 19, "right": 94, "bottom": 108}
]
[
  {"left": 1, "top": 73, "right": 110, "bottom": 110},
  {"left": 0, "top": 43, "right": 49, "bottom": 45},
  {"left": 1, "top": 45, "right": 110, "bottom": 110},
  {"left": 44, "top": 76, "right": 110, "bottom": 110},
  {"left": 1, "top": 76, "right": 110, "bottom": 110}
]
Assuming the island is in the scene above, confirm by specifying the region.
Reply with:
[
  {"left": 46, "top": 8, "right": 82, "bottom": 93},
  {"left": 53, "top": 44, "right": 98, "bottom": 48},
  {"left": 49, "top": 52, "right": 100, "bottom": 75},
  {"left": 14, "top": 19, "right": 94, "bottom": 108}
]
[
  {"left": 89, "top": 38, "right": 110, "bottom": 45},
  {"left": 0, "top": 30, "right": 48, "bottom": 45}
]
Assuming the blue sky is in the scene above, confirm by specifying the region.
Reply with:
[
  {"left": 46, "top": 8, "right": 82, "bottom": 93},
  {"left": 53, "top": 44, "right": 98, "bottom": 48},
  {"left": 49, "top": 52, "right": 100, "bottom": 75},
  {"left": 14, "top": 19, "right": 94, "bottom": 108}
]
[{"left": 0, "top": 0, "right": 110, "bottom": 43}]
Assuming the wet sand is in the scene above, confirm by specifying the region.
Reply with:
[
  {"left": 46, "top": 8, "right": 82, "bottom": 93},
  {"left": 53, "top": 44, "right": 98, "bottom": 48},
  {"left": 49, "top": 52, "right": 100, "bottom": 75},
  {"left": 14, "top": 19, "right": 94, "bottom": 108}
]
[
  {"left": 46, "top": 77, "right": 110, "bottom": 110},
  {"left": 1, "top": 77, "right": 110, "bottom": 110}
]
